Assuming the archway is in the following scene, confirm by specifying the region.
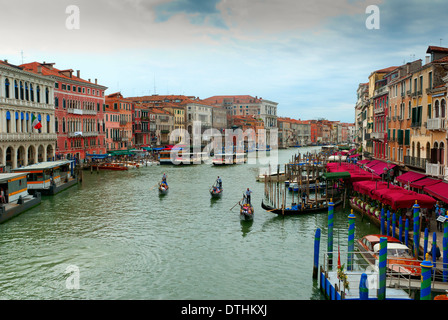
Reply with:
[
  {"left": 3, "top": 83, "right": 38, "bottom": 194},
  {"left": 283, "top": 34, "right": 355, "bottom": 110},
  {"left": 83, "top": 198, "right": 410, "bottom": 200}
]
[
  {"left": 37, "top": 145, "right": 45, "bottom": 163},
  {"left": 27, "top": 145, "right": 36, "bottom": 165},
  {"left": 46, "top": 145, "right": 54, "bottom": 161},
  {"left": 16, "top": 146, "right": 25, "bottom": 168}
]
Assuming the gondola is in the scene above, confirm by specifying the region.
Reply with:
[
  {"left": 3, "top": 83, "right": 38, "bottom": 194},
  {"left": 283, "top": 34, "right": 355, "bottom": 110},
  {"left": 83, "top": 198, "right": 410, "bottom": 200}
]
[
  {"left": 210, "top": 186, "right": 223, "bottom": 198},
  {"left": 158, "top": 181, "right": 169, "bottom": 195},
  {"left": 240, "top": 203, "right": 254, "bottom": 221},
  {"left": 261, "top": 198, "right": 342, "bottom": 215}
]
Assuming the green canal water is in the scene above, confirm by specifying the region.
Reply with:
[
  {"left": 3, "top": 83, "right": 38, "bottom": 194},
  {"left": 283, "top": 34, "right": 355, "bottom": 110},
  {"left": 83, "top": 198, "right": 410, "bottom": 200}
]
[{"left": 0, "top": 147, "right": 379, "bottom": 300}]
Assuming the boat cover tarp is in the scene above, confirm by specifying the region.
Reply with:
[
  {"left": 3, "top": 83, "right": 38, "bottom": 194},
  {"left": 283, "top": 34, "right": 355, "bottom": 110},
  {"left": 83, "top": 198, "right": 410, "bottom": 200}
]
[
  {"left": 396, "top": 171, "right": 426, "bottom": 184},
  {"left": 423, "top": 182, "right": 448, "bottom": 203}
]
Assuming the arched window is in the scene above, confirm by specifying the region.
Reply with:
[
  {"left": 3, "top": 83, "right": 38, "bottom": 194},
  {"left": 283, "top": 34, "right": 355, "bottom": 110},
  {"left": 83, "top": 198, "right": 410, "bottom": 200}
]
[
  {"left": 36, "top": 86, "right": 40, "bottom": 103},
  {"left": 45, "top": 88, "right": 49, "bottom": 104},
  {"left": 441, "top": 99, "right": 446, "bottom": 118},
  {"left": 30, "top": 84, "right": 34, "bottom": 101},
  {"left": 14, "top": 80, "right": 19, "bottom": 99},
  {"left": 25, "top": 82, "right": 29, "bottom": 101},
  {"left": 19, "top": 81, "right": 24, "bottom": 100},
  {"left": 4, "top": 78, "right": 10, "bottom": 98},
  {"left": 62, "top": 118, "right": 66, "bottom": 133},
  {"left": 435, "top": 100, "right": 440, "bottom": 118},
  {"left": 6, "top": 111, "right": 11, "bottom": 133},
  {"left": 55, "top": 117, "right": 59, "bottom": 133}
]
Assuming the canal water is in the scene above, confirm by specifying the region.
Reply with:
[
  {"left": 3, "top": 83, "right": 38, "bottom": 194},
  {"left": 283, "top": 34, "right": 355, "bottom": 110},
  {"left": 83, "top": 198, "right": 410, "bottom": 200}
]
[{"left": 0, "top": 147, "right": 379, "bottom": 300}]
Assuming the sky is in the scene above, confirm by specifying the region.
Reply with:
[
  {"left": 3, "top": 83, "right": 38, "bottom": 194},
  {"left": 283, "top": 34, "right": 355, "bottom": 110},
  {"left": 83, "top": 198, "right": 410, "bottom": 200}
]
[{"left": 1, "top": 0, "right": 448, "bottom": 123}]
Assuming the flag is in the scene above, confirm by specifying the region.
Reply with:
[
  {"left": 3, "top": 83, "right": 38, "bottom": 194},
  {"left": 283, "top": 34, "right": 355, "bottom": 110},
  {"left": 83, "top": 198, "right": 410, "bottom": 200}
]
[{"left": 32, "top": 114, "right": 42, "bottom": 131}]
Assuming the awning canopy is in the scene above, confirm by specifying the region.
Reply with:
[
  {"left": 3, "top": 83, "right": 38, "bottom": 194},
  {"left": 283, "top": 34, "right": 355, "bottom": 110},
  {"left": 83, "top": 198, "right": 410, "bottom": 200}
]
[
  {"left": 423, "top": 182, "right": 448, "bottom": 203},
  {"left": 396, "top": 171, "right": 426, "bottom": 184},
  {"left": 357, "top": 159, "right": 371, "bottom": 165},
  {"left": 321, "top": 172, "right": 351, "bottom": 180},
  {"left": 368, "top": 161, "right": 396, "bottom": 176},
  {"left": 382, "top": 191, "right": 436, "bottom": 210},
  {"left": 86, "top": 153, "right": 110, "bottom": 159},
  {"left": 411, "top": 177, "right": 441, "bottom": 190}
]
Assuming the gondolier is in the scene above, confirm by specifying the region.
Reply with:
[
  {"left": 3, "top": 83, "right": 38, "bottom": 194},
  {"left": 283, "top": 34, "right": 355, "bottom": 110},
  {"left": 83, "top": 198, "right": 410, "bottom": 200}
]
[
  {"left": 216, "top": 176, "right": 222, "bottom": 189},
  {"left": 245, "top": 188, "right": 252, "bottom": 205}
]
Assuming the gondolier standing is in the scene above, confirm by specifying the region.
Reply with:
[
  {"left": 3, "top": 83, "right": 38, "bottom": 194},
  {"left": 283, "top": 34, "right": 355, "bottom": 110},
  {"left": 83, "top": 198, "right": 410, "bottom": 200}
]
[
  {"left": 245, "top": 188, "right": 252, "bottom": 205},
  {"left": 216, "top": 176, "right": 222, "bottom": 189}
]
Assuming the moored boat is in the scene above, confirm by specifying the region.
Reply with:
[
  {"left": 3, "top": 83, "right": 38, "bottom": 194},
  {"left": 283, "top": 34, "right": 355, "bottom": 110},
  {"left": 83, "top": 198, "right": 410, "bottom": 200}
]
[
  {"left": 261, "top": 198, "right": 342, "bottom": 215},
  {"left": 357, "top": 234, "right": 421, "bottom": 278}
]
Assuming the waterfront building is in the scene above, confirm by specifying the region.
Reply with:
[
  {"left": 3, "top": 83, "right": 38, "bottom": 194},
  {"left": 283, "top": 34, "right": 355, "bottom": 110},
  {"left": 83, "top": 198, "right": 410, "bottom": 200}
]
[
  {"left": 0, "top": 60, "right": 57, "bottom": 171},
  {"left": 292, "top": 120, "right": 311, "bottom": 146},
  {"left": 211, "top": 105, "right": 227, "bottom": 133},
  {"left": 182, "top": 97, "right": 213, "bottom": 136},
  {"left": 366, "top": 66, "right": 398, "bottom": 158},
  {"left": 132, "top": 102, "right": 152, "bottom": 147},
  {"left": 105, "top": 93, "right": 134, "bottom": 151},
  {"left": 152, "top": 108, "right": 174, "bottom": 145},
  {"left": 20, "top": 62, "right": 107, "bottom": 161},
  {"left": 355, "top": 83, "right": 369, "bottom": 151},
  {"left": 277, "top": 117, "right": 292, "bottom": 148},
  {"left": 386, "top": 60, "right": 421, "bottom": 169}
]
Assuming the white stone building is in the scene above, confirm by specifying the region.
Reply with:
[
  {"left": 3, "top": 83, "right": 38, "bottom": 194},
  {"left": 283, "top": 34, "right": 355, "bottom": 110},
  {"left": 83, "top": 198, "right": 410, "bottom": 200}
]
[{"left": 0, "top": 60, "right": 56, "bottom": 171}]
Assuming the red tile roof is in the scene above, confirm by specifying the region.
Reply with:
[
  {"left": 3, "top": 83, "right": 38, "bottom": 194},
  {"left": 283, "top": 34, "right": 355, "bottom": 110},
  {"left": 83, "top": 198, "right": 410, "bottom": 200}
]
[{"left": 427, "top": 46, "right": 448, "bottom": 54}]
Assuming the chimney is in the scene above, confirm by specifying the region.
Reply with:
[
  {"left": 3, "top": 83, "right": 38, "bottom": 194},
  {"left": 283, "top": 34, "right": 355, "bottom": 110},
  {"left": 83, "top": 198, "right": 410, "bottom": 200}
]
[
  {"left": 426, "top": 56, "right": 431, "bottom": 64},
  {"left": 95, "top": 79, "right": 97, "bottom": 84},
  {"left": 37, "top": 65, "right": 42, "bottom": 74},
  {"left": 4, "top": 59, "right": 7, "bottom": 63},
  {"left": 77, "top": 70, "right": 80, "bottom": 78}
]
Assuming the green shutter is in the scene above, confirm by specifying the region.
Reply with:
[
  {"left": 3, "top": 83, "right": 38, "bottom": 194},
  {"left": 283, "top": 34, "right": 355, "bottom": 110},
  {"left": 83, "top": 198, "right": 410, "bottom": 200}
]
[
  {"left": 397, "top": 129, "right": 403, "bottom": 145},
  {"left": 404, "top": 129, "right": 410, "bottom": 146}
]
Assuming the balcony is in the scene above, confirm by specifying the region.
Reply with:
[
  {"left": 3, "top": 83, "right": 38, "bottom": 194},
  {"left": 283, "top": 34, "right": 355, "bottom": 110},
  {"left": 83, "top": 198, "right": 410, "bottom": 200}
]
[
  {"left": 427, "top": 118, "right": 446, "bottom": 131},
  {"left": 67, "top": 131, "right": 99, "bottom": 137},
  {"left": 0, "top": 132, "right": 57, "bottom": 142},
  {"left": 67, "top": 108, "right": 97, "bottom": 115},
  {"left": 404, "top": 156, "right": 427, "bottom": 170},
  {"left": 426, "top": 162, "right": 446, "bottom": 178},
  {"left": 374, "top": 106, "right": 385, "bottom": 114},
  {"left": 370, "top": 132, "right": 385, "bottom": 140}
]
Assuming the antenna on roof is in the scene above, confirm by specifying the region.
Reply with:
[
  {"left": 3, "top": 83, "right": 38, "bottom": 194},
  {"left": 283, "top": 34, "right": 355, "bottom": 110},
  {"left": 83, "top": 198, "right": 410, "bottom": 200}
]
[
  {"left": 441, "top": 38, "right": 443, "bottom": 46},
  {"left": 21, "top": 50, "right": 24, "bottom": 64},
  {"left": 154, "top": 74, "right": 157, "bottom": 95}
]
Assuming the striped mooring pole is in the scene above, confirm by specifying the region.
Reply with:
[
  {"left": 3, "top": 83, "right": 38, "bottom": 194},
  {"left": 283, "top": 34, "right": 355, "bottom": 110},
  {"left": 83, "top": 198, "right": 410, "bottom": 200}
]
[
  {"left": 443, "top": 214, "right": 448, "bottom": 282},
  {"left": 413, "top": 202, "right": 420, "bottom": 259},
  {"left": 328, "top": 199, "right": 334, "bottom": 267},
  {"left": 399, "top": 216, "right": 403, "bottom": 243},
  {"left": 380, "top": 207, "right": 385, "bottom": 235},
  {"left": 313, "top": 228, "right": 321, "bottom": 279},
  {"left": 423, "top": 228, "right": 429, "bottom": 258},
  {"left": 387, "top": 210, "right": 391, "bottom": 236},
  {"left": 420, "top": 254, "right": 433, "bottom": 301},
  {"left": 432, "top": 232, "right": 437, "bottom": 268},
  {"left": 378, "top": 237, "right": 387, "bottom": 300},
  {"left": 392, "top": 212, "right": 396, "bottom": 239},
  {"left": 347, "top": 209, "right": 356, "bottom": 271},
  {"left": 405, "top": 219, "right": 409, "bottom": 247}
]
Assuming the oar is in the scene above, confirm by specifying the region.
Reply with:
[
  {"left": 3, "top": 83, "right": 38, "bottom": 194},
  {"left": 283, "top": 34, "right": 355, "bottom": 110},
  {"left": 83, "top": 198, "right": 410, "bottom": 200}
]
[
  {"left": 149, "top": 182, "right": 159, "bottom": 191},
  {"left": 230, "top": 198, "right": 244, "bottom": 211}
]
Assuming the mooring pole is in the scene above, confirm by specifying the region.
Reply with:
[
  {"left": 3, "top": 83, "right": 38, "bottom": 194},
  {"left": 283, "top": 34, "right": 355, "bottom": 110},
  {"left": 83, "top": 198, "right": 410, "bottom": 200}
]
[
  {"left": 413, "top": 202, "right": 420, "bottom": 259},
  {"left": 327, "top": 199, "right": 334, "bottom": 267},
  {"left": 377, "top": 237, "right": 387, "bottom": 301},
  {"left": 420, "top": 254, "right": 433, "bottom": 301},
  {"left": 313, "top": 228, "right": 321, "bottom": 279},
  {"left": 347, "top": 209, "right": 355, "bottom": 271}
]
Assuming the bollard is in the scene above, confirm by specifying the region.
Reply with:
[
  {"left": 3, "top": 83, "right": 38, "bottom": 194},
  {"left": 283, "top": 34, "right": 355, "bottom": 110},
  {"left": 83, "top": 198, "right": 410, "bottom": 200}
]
[
  {"left": 423, "top": 228, "right": 429, "bottom": 259},
  {"left": 420, "top": 254, "right": 433, "bottom": 301},
  {"left": 313, "top": 228, "right": 321, "bottom": 279},
  {"left": 392, "top": 212, "right": 396, "bottom": 239},
  {"left": 378, "top": 237, "right": 387, "bottom": 300},
  {"left": 387, "top": 210, "right": 391, "bottom": 236},
  {"left": 399, "top": 216, "right": 403, "bottom": 243},
  {"left": 347, "top": 210, "right": 356, "bottom": 271},
  {"left": 380, "top": 207, "right": 385, "bottom": 235},
  {"left": 328, "top": 199, "right": 334, "bottom": 267},
  {"left": 405, "top": 219, "right": 409, "bottom": 247},
  {"left": 359, "top": 273, "right": 368, "bottom": 300}
]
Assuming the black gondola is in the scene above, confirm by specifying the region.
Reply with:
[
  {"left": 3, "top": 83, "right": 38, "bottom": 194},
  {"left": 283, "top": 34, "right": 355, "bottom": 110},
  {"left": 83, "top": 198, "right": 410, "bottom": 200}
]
[
  {"left": 210, "top": 186, "right": 223, "bottom": 198},
  {"left": 158, "top": 181, "right": 169, "bottom": 195},
  {"left": 239, "top": 195, "right": 254, "bottom": 221},
  {"left": 261, "top": 198, "right": 342, "bottom": 215}
]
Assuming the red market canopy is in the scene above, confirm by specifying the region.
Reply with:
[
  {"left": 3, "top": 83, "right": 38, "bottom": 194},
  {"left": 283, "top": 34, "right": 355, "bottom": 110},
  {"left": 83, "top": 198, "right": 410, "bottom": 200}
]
[
  {"left": 423, "top": 181, "right": 448, "bottom": 203},
  {"left": 368, "top": 161, "right": 397, "bottom": 176},
  {"left": 382, "top": 191, "right": 437, "bottom": 210},
  {"left": 349, "top": 154, "right": 361, "bottom": 158},
  {"left": 396, "top": 171, "right": 426, "bottom": 184},
  {"left": 410, "top": 177, "right": 441, "bottom": 190},
  {"left": 357, "top": 159, "right": 371, "bottom": 165},
  {"left": 364, "top": 160, "right": 381, "bottom": 169}
]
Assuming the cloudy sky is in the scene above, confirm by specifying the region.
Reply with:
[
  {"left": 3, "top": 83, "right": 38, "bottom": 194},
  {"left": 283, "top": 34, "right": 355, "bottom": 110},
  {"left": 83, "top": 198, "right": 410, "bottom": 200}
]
[{"left": 1, "top": 0, "right": 447, "bottom": 122}]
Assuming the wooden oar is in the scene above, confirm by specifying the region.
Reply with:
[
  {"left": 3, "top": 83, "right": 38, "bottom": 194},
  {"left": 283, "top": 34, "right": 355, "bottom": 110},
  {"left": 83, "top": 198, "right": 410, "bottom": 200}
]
[
  {"left": 230, "top": 197, "right": 244, "bottom": 211},
  {"left": 149, "top": 182, "right": 160, "bottom": 191}
]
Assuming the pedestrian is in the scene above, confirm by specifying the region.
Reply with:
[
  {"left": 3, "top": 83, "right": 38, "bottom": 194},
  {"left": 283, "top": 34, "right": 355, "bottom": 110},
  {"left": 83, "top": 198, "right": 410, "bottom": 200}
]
[
  {"left": 302, "top": 191, "right": 307, "bottom": 206},
  {"left": 436, "top": 204, "right": 444, "bottom": 232},
  {"left": 0, "top": 188, "right": 5, "bottom": 204},
  {"left": 245, "top": 188, "right": 252, "bottom": 205}
]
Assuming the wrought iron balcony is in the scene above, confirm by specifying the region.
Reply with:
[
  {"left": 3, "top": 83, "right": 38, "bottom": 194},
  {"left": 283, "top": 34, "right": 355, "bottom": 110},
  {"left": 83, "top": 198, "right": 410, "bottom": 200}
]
[
  {"left": 404, "top": 156, "right": 427, "bottom": 170},
  {"left": 426, "top": 118, "right": 446, "bottom": 131}
]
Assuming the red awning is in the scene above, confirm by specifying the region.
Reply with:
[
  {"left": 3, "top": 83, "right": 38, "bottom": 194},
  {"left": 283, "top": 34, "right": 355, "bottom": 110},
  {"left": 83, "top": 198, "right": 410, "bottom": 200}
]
[
  {"left": 382, "top": 191, "right": 437, "bottom": 210},
  {"left": 357, "top": 159, "right": 371, "bottom": 165},
  {"left": 368, "top": 161, "right": 396, "bottom": 176},
  {"left": 364, "top": 160, "right": 381, "bottom": 168},
  {"left": 410, "top": 177, "right": 441, "bottom": 190},
  {"left": 423, "top": 181, "right": 448, "bottom": 203},
  {"left": 396, "top": 171, "right": 426, "bottom": 184}
]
